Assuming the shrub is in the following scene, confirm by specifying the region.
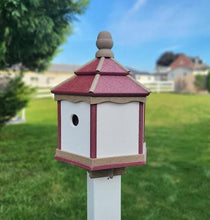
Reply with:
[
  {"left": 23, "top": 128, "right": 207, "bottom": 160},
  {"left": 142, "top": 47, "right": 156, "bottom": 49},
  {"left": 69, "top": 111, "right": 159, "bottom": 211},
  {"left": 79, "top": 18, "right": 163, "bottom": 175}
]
[
  {"left": 194, "top": 74, "right": 206, "bottom": 90},
  {"left": 0, "top": 74, "right": 34, "bottom": 129}
]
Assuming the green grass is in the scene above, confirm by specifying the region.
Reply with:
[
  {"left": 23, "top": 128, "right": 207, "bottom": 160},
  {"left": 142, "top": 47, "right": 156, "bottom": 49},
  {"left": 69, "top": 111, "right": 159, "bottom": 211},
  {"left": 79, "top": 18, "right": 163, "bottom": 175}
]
[{"left": 0, "top": 94, "right": 210, "bottom": 220}]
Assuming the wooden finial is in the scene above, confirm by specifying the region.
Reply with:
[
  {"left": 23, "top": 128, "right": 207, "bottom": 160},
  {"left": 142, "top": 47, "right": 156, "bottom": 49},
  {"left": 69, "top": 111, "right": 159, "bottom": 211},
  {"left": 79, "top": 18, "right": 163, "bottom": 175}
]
[{"left": 95, "top": 31, "right": 114, "bottom": 58}]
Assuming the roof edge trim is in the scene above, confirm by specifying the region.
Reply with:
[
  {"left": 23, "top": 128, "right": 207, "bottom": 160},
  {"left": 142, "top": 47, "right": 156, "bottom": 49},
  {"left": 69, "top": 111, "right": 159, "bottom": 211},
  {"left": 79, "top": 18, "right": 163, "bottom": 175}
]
[
  {"left": 54, "top": 94, "right": 147, "bottom": 104},
  {"left": 111, "top": 58, "right": 130, "bottom": 73}
]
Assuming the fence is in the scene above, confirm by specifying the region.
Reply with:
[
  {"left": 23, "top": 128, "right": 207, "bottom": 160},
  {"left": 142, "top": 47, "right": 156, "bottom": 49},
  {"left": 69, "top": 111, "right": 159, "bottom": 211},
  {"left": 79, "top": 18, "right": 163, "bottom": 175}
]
[
  {"left": 140, "top": 81, "right": 174, "bottom": 93},
  {"left": 35, "top": 81, "right": 175, "bottom": 97}
]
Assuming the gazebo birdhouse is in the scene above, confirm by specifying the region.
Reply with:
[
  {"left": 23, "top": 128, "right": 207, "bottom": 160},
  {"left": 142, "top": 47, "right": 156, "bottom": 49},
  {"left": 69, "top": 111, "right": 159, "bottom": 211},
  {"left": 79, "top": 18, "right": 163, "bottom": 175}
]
[{"left": 51, "top": 31, "right": 150, "bottom": 171}]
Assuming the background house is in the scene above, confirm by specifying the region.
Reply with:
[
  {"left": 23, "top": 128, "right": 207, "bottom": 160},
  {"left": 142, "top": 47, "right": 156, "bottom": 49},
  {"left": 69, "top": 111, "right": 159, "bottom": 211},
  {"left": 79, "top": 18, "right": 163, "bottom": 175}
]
[
  {"left": 22, "top": 64, "right": 79, "bottom": 88},
  {"left": 155, "top": 53, "right": 209, "bottom": 92},
  {"left": 0, "top": 63, "right": 79, "bottom": 88},
  {"left": 1, "top": 54, "right": 208, "bottom": 94},
  {"left": 128, "top": 67, "right": 174, "bottom": 93},
  {"left": 128, "top": 67, "right": 155, "bottom": 83},
  {"left": 156, "top": 54, "right": 209, "bottom": 81}
]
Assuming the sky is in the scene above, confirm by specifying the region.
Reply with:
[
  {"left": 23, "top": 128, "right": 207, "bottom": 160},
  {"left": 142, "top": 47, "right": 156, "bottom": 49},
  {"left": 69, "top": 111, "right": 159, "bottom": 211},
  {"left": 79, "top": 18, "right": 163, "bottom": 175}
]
[{"left": 53, "top": 0, "right": 210, "bottom": 72}]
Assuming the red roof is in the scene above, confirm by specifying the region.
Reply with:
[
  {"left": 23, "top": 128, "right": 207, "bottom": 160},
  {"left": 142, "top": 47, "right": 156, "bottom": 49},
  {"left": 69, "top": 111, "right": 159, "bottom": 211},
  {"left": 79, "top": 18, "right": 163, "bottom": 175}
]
[
  {"left": 94, "top": 75, "right": 148, "bottom": 96},
  {"left": 170, "top": 54, "right": 193, "bottom": 69},
  {"left": 52, "top": 57, "right": 150, "bottom": 97},
  {"left": 75, "top": 58, "right": 128, "bottom": 75}
]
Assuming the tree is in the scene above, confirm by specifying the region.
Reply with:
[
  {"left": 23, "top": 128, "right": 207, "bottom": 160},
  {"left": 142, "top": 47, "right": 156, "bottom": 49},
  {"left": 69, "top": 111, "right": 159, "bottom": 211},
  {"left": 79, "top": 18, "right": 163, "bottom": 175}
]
[
  {"left": 0, "top": 0, "right": 89, "bottom": 71},
  {"left": 0, "top": 75, "right": 34, "bottom": 129},
  {"left": 0, "top": 0, "right": 89, "bottom": 129},
  {"left": 156, "top": 52, "right": 180, "bottom": 67}
]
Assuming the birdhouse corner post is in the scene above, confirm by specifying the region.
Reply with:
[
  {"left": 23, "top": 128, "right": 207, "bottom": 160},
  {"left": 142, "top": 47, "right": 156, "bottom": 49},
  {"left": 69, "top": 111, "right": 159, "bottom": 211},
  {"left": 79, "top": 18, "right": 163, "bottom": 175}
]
[{"left": 51, "top": 31, "right": 150, "bottom": 220}]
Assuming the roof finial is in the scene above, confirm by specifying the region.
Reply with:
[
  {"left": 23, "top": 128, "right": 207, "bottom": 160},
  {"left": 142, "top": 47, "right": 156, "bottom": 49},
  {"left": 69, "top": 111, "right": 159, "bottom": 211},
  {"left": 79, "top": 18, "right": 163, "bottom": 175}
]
[{"left": 95, "top": 31, "right": 114, "bottom": 58}]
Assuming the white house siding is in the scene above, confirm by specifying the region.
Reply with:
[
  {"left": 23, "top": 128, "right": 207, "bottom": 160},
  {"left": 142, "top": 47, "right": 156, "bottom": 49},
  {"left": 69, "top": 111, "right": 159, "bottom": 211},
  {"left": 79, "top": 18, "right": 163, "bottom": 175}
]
[
  {"left": 135, "top": 74, "right": 155, "bottom": 83},
  {"left": 156, "top": 65, "right": 171, "bottom": 73},
  {"left": 23, "top": 72, "right": 74, "bottom": 88},
  {"left": 168, "top": 67, "right": 193, "bottom": 81}
]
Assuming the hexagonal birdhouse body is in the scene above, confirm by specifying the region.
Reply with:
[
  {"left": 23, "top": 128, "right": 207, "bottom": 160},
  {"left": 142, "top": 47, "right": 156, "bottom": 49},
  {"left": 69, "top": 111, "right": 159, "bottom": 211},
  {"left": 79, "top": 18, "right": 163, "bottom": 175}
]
[{"left": 51, "top": 31, "right": 150, "bottom": 171}]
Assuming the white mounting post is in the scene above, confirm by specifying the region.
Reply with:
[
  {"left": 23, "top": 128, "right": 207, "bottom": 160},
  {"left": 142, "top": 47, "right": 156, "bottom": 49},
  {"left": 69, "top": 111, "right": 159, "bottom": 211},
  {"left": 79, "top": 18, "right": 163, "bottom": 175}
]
[{"left": 87, "top": 173, "right": 121, "bottom": 220}]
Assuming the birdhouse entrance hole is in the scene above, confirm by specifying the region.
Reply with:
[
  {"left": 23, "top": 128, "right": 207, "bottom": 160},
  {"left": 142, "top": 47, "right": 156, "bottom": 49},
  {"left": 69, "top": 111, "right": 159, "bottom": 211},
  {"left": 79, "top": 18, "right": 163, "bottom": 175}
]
[{"left": 72, "top": 114, "right": 79, "bottom": 126}]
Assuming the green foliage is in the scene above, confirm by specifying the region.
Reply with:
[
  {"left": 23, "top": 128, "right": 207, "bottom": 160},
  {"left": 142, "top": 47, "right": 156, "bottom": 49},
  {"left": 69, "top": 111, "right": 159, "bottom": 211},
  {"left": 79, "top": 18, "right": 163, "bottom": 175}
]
[
  {"left": 0, "top": 0, "right": 89, "bottom": 71},
  {"left": 0, "top": 75, "right": 34, "bottom": 129},
  {"left": 0, "top": 94, "right": 210, "bottom": 219},
  {"left": 194, "top": 74, "right": 206, "bottom": 90},
  {"left": 0, "top": 0, "right": 88, "bottom": 129},
  {"left": 156, "top": 52, "right": 180, "bottom": 66},
  {"left": 207, "top": 71, "right": 210, "bottom": 92}
]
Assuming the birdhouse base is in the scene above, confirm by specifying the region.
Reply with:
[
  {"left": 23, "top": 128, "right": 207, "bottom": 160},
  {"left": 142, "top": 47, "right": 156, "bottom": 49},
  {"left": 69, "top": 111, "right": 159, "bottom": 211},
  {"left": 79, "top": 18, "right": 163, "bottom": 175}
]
[
  {"left": 88, "top": 167, "right": 126, "bottom": 178},
  {"left": 55, "top": 143, "right": 147, "bottom": 171}
]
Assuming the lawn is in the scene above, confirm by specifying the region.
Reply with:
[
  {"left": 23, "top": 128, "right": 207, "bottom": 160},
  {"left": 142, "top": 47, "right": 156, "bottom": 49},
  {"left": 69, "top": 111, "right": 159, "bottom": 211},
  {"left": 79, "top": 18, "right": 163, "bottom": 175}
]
[{"left": 0, "top": 93, "right": 210, "bottom": 220}]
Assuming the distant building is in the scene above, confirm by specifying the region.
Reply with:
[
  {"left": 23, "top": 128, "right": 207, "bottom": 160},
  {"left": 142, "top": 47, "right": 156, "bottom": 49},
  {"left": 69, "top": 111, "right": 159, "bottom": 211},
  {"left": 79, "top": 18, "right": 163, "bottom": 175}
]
[
  {"left": 155, "top": 54, "right": 209, "bottom": 81},
  {"left": 127, "top": 67, "right": 155, "bottom": 83},
  {"left": 0, "top": 64, "right": 80, "bottom": 88},
  {"left": 155, "top": 65, "right": 171, "bottom": 73},
  {"left": 154, "top": 72, "right": 168, "bottom": 81}
]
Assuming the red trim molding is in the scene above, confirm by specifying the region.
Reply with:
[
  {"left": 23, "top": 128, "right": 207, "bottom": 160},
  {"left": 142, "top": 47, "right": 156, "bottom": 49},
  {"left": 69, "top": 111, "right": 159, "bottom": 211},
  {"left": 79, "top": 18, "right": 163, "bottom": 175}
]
[
  {"left": 58, "top": 101, "right": 61, "bottom": 150},
  {"left": 139, "top": 102, "right": 145, "bottom": 154},
  {"left": 90, "top": 104, "right": 97, "bottom": 158}
]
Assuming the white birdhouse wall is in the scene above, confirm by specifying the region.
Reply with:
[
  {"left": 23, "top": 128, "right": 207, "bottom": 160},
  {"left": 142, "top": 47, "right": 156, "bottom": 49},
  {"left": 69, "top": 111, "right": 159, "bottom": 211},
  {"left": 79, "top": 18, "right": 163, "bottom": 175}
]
[
  {"left": 97, "top": 102, "right": 139, "bottom": 157},
  {"left": 57, "top": 100, "right": 145, "bottom": 168},
  {"left": 60, "top": 100, "right": 90, "bottom": 157}
]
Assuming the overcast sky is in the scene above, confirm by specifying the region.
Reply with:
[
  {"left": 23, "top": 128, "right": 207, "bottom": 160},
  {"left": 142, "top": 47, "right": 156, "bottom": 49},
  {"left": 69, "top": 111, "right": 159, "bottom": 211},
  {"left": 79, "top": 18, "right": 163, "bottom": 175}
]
[{"left": 53, "top": 0, "right": 210, "bottom": 72}]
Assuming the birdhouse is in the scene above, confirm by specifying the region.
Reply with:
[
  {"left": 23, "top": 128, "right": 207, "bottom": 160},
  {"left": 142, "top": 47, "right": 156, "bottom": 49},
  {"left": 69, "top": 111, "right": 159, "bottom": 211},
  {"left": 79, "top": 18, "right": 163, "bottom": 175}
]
[{"left": 51, "top": 31, "right": 150, "bottom": 171}]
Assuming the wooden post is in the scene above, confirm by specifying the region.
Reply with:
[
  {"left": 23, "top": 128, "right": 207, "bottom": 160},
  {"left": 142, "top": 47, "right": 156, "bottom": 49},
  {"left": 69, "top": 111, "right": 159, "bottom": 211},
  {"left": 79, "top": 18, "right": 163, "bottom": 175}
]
[{"left": 87, "top": 172, "right": 121, "bottom": 220}]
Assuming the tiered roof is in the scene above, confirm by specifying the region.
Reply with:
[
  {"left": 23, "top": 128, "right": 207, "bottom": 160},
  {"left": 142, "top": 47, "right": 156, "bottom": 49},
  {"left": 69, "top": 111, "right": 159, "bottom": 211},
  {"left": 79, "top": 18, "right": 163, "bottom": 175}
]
[{"left": 52, "top": 31, "right": 150, "bottom": 97}]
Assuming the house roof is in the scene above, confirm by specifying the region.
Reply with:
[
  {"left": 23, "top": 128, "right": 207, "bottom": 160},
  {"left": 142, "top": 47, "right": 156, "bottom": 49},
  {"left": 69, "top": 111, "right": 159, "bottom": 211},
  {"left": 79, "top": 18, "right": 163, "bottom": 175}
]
[
  {"left": 52, "top": 32, "right": 150, "bottom": 97},
  {"left": 127, "top": 67, "right": 151, "bottom": 77},
  {"left": 170, "top": 54, "right": 194, "bottom": 69},
  {"left": 193, "top": 65, "right": 209, "bottom": 71},
  {"left": 48, "top": 64, "right": 81, "bottom": 73},
  {"left": 154, "top": 72, "right": 169, "bottom": 76},
  {"left": 171, "top": 66, "right": 193, "bottom": 71}
]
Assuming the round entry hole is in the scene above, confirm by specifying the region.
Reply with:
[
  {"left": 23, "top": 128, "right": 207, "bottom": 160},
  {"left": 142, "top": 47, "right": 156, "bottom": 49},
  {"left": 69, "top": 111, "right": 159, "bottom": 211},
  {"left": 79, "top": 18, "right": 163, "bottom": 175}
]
[{"left": 72, "top": 114, "right": 79, "bottom": 126}]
